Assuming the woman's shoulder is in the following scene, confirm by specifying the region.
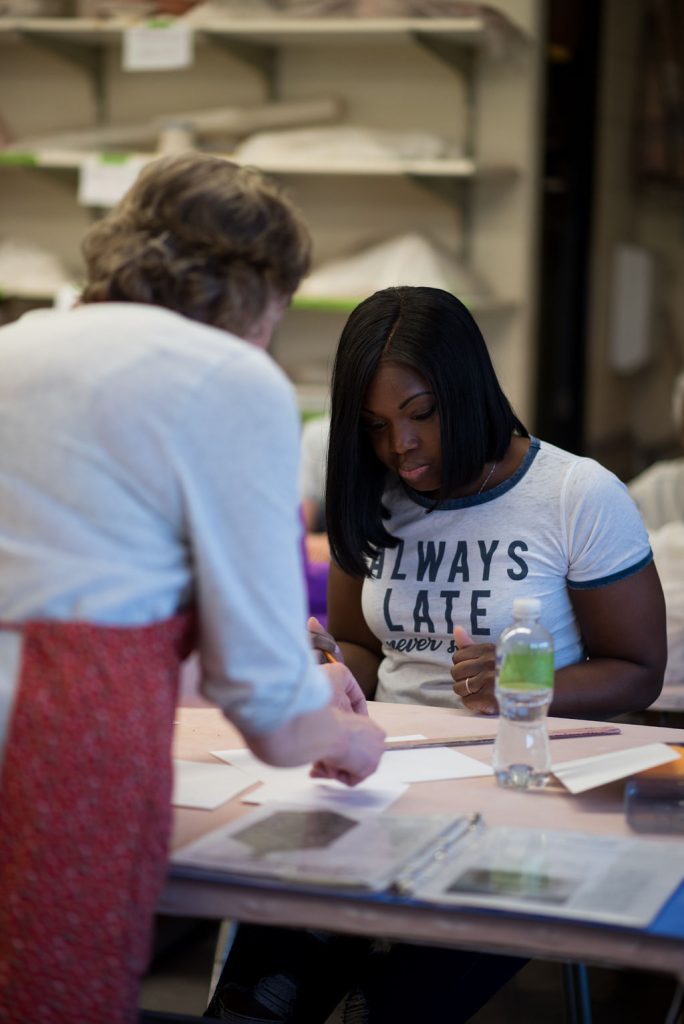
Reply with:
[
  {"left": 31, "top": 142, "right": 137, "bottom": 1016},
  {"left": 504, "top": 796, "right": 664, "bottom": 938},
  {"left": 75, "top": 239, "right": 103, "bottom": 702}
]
[
  {"left": 529, "top": 440, "right": 641, "bottom": 525},
  {"left": 534, "top": 438, "right": 619, "bottom": 486}
]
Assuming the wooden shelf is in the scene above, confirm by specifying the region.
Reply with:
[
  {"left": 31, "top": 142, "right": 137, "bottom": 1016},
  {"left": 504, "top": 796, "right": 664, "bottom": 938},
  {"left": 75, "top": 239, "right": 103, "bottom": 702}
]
[
  {"left": 0, "top": 286, "right": 515, "bottom": 314},
  {"left": 0, "top": 148, "right": 515, "bottom": 179},
  {"left": 228, "top": 155, "right": 480, "bottom": 176},
  {"left": 0, "top": 15, "right": 515, "bottom": 48}
]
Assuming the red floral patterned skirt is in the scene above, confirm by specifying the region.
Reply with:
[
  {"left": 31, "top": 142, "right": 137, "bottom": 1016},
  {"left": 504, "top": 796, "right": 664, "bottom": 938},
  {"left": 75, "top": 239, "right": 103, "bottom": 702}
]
[{"left": 0, "top": 613, "right": 195, "bottom": 1024}]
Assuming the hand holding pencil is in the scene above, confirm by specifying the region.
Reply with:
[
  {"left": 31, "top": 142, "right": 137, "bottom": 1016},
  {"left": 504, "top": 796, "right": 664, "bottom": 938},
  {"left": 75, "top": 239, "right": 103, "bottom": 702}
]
[
  {"left": 308, "top": 615, "right": 344, "bottom": 665},
  {"left": 308, "top": 616, "right": 368, "bottom": 717}
]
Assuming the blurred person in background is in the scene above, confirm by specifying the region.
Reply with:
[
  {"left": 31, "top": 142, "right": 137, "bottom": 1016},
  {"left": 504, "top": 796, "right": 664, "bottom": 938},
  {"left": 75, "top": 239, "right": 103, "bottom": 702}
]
[
  {"left": 630, "top": 371, "right": 684, "bottom": 687},
  {"left": 629, "top": 371, "right": 684, "bottom": 530}
]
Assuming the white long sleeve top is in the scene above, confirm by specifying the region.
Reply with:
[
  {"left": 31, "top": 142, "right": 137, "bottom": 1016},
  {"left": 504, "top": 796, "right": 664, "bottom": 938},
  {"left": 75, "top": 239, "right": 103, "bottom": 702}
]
[{"left": 0, "top": 302, "right": 330, "bottom": 751}]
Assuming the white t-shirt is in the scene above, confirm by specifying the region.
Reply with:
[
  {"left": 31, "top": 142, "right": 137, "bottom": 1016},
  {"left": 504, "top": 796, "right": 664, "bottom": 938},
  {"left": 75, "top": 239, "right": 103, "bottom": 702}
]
[
  {"left": 0, "top": 303, "right": 330, "bottom": 751},
  {"left": 628, "top": 458, "right": 684, "bottom": 531},
  {"left": 362, "top": 439, "right": 652, "bottom": 708}
]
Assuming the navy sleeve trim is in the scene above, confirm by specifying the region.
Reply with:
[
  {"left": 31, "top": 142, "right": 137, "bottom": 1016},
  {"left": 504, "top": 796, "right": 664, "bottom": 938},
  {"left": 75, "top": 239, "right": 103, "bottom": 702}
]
[{"left": 567, "top": 551, "right": 654, "bottom": 591}]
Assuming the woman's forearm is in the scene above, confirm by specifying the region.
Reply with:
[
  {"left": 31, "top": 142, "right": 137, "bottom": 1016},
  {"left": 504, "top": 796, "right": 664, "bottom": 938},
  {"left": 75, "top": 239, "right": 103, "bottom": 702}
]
[
  {"left": 244, "top": 701, "right": 385, "bottom": 786},
  {"left": 245, "top": 702, "right": 347, "bottom": 766},
  {"left": 551, "top": 659, "right": 663, "bottom": 719}
]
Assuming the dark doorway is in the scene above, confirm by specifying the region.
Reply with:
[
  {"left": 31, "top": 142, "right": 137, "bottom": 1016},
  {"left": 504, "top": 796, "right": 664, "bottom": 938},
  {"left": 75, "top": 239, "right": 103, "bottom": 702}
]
[{"left": 534, "top": 1, "right": 603, "bottom": 454}]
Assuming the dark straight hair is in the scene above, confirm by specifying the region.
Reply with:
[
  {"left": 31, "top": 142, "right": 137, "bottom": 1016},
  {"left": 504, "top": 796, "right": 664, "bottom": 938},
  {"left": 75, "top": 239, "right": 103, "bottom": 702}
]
[{"left": 326, "top": 286, "right": 528, "bottom": 577}]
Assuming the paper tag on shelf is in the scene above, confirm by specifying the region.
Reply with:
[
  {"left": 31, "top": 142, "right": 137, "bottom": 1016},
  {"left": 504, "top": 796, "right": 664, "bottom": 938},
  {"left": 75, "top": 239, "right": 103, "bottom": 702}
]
[
  {"left": 78, "top": 154, "right": 148, "bottom": 208},
  {"left": 122, "top": 21, "right": 194, "bottom": 72}
]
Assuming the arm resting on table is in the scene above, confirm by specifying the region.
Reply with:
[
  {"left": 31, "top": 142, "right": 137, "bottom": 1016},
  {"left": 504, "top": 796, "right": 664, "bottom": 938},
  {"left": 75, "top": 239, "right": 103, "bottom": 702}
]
[{"left": 552, "top": 563, "right": 667, "bottom": 718}]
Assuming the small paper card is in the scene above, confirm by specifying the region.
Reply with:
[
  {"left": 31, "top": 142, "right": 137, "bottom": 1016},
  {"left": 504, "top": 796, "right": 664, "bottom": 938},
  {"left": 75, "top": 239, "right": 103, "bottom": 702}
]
[
  {"left": 172, "top": 759, "right": 254, "bottom": 810},
  {"left": 552, "top": 742, "right": 680, "bottom": 795},
  {"left": 78, "top": 154, "right": 147, "bottom": 208},
  {"left": 123, "top": 21, "right": 194, "bottom": 72}
]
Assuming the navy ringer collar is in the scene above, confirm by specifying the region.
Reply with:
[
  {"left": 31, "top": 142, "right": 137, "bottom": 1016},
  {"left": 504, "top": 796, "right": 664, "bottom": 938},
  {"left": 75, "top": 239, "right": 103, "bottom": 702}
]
[{"left": 400, "top": 436, "right": 541, "bottom": 511}]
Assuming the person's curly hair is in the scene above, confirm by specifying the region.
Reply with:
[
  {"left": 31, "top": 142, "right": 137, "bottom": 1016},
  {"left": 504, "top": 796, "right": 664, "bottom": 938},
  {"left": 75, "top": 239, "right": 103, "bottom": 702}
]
[{"left": 80, "top": 152, "right": 311, "bottom": 338}]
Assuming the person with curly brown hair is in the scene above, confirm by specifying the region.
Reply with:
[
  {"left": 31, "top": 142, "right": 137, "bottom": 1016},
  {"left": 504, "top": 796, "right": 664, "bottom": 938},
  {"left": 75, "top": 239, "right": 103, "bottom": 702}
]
[{"left": 0, "top": 153, "right": 384, "bottom": 1024}]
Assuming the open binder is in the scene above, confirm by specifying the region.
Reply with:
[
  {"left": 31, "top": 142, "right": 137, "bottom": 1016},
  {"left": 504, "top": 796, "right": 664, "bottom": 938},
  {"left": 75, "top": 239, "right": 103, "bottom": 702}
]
[
  {"left": 171, "top": 807, "right": 470, "bottom": 893},
  {"left": 170, "top": 805, "right": 684, "bottom": 930}
]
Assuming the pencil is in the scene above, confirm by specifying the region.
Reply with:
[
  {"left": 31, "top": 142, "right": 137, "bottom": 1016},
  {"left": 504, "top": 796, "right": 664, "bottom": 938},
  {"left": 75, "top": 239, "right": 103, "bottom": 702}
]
[{"left": 322, "top": 649, "right": 338, "bottom": 665}]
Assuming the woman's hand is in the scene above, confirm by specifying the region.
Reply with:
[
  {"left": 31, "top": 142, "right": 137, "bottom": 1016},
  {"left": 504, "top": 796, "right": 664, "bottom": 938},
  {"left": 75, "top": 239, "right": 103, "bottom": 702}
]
[
  {"left": 323, "top": 661, "right": 368, "bottom": 716},
  {"left": 308, "top": 615, "right": 344, "bottom": 664},
  {"left": 247, "top": 704, "right": 384, "bottom": 786},
  {"left": 309, "top": 712, "right": 386, "bottom": 786},
  {"left": 451, "top": 626, "right": 498, "bottom": 715}
]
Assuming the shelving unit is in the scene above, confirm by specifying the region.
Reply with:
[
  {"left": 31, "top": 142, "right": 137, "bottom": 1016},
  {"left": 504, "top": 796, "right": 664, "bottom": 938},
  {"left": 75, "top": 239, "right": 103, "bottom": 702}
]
[
  {"left": 0, "top": 1, "right": 542, "bottom": 420},
  {"left": 0, "top": 149, "right": 481, "bottom": 175},
  {"left": 0, "top": 14, "right": 508, "bottom": 43}
]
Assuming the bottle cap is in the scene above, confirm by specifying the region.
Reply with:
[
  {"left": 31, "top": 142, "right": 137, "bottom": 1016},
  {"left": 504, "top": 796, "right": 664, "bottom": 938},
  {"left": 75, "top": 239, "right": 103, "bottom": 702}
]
[{"left": 512, "top": 597, "right": 541, "bottom": 618}]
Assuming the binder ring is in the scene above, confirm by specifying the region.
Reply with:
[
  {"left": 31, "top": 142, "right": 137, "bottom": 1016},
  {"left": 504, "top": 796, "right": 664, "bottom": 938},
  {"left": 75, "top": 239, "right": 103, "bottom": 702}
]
[{"left": 465, "top": 677, "right": 472, "bottom": 695}]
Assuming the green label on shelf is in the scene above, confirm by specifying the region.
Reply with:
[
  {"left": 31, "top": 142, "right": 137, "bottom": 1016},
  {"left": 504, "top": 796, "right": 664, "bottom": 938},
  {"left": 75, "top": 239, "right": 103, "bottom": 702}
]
[
  {"left": 98, "top": 153, "right": 134, "bottom": 165},
  {"left": 0, "top": 152, "right": 37, "bottom": 167}
]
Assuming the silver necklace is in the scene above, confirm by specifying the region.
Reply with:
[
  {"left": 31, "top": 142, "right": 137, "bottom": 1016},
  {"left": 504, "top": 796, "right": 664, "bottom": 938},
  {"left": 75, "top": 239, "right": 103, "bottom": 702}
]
[{"left": 477, "top": 461, "right": 497, "bottom": 494}]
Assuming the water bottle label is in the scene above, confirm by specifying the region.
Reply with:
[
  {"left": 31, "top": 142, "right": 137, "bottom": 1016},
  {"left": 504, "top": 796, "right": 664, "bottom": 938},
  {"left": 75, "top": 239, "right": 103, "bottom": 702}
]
[{"left": 498, "top": 651, "right": 554, "bottom": 690}]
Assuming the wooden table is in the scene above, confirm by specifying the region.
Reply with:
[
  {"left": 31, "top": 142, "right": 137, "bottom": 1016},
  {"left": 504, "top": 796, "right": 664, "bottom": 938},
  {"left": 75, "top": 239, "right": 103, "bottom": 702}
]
[{"left": 161, "top": 702, "right": 684, "bottom": 981}]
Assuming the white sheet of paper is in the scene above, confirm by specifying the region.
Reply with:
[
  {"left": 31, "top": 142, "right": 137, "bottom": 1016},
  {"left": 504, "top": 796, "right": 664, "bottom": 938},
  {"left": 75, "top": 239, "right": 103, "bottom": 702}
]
[
  {"left": 210, "top": 748, "right": 407, "bottom": 813},
  {"left": 552, "top": 742, "right": 679, "bottom": 795},
  {"left": 212, "top": 744, "right": 492, "bottom": 787},
  {"left": 243, "top": 779, "right": 408, "bottom": 814},
  {"left": 211, "top": 749, "right": 313, "bottom": 785},
  {"left": 385, "top": 734, "right": 426, "bottom": 743},
  {"left": 172, "top": 759, "right": 254, "bottom": 810},
  {"left": 375, "top": 747, "right": 493, "bottom": 782}
]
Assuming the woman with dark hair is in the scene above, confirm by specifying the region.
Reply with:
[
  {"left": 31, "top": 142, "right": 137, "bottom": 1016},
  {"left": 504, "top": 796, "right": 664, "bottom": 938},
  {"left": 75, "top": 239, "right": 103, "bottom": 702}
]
[
  {"left": 319, "top": 284, "right": 665, "bottom": 719},
  {"left": 326, "top": 285, "right": 524, "bottom": 581},
  {"left": 208, "top": 285, "right": 666, "bottom": 1024}
]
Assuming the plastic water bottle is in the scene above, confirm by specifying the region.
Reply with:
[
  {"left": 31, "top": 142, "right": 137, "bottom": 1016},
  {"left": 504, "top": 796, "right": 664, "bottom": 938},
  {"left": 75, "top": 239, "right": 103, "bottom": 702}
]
[{"left": 493, "top": 597, "right": 554, "bottom": 790}]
